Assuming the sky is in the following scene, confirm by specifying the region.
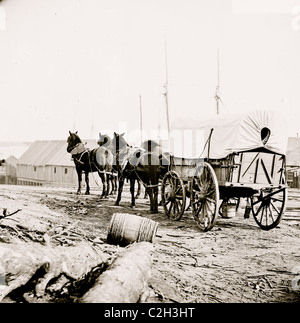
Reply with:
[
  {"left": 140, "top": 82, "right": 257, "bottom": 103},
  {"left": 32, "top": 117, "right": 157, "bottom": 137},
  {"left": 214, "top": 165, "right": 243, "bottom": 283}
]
[{"left": 0, "top": 0, "right": 300, "bottom": 146}]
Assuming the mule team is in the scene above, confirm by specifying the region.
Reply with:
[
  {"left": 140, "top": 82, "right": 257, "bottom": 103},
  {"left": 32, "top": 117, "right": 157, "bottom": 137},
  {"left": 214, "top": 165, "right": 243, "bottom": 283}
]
[{"left": 67, "top": 131, "right": 169, "bottom": 213}]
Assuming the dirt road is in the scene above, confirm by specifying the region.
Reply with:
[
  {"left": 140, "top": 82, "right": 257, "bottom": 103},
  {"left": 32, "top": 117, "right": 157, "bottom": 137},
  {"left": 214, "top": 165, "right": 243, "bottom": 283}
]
[{"left": 0, "top": 184, "right": 300, "bottom": 303}]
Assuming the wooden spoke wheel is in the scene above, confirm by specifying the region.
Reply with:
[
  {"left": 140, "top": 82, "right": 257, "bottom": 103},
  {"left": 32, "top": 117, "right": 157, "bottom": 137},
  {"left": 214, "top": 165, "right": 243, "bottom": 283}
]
[
  {"left": 250, "top": 186, "right": 287, "bottom": 230},
  {"left": 161, "top": 171, "right": 186, "bottom": 221},
  {"left": 191, "top": 162, "right": 219, "bottom": 232}
]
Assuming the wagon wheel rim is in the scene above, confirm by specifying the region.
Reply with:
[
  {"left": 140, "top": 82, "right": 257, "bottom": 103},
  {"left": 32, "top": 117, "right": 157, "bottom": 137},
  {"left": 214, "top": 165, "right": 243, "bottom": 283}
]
[
  {"left": 191, "top": 162, "right": 219, "bottom": 231},
  {"left": 161, "top": 171, "right": 186, "bottom": 221},
  {"left": 250, "top": 186, "right": 287, "bottom": 230}
]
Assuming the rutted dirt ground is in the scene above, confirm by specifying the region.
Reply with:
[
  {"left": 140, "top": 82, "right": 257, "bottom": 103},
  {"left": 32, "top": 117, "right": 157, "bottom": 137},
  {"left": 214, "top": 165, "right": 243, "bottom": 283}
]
[{"left": 0, "top": 183, "right": 300, "bottom": 303}]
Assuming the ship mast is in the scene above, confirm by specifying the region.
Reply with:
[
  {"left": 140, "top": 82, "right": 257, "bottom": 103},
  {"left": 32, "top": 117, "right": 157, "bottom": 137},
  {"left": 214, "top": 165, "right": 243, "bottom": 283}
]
[
  {"left": 215, "top": 48, "right": 220, "bottom": 115},
  {"left": 164, "top": 37, "right": 170, "bottom": 136},
  {"left": 139, "top": 94, "right": 143, "bottom": 144}
]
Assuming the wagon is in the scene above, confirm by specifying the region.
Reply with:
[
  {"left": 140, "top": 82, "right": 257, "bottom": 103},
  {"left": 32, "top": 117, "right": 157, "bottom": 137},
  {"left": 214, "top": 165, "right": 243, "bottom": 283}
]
[{"left": 161, "top": 110, "right": 288, "bottom": 231}]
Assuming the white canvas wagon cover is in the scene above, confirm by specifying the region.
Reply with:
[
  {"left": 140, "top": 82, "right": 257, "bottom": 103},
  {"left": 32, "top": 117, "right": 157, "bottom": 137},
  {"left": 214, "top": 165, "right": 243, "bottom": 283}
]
[{"left": 171, "top": 110, "right": 288, "bottom": 159}]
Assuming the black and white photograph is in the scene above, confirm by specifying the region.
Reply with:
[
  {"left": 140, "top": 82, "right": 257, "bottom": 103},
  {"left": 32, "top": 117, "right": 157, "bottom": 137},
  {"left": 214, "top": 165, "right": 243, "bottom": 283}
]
[{"left": 0, "top": 0, "right": 300, "bottom": 307}]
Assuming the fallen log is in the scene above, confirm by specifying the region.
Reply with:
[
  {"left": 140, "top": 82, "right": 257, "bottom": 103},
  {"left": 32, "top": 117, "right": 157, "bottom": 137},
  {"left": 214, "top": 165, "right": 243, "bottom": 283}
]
[
  {"left": 80, "top": 242, "right": 154, "bottom": 303},
  {"left": 0, "top": 242, "right": 108, "bottom": 301}
]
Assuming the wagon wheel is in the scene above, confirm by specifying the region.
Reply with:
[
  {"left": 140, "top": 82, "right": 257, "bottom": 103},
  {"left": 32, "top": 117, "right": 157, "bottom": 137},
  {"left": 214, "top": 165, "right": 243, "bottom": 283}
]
[
  {"left": 250, "top": 186, "right": 287, "bottom": 230},
  {"left": 161, "top": 171, "right": 186, "bottom": 221},
  {"left": 191, "top": 162, "right": 219, "bottom": 231}
]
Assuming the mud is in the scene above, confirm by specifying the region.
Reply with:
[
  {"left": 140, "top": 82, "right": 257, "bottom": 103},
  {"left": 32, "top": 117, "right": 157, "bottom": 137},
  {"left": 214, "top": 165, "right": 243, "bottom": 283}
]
[{"left": 0, "top": 184, "right": 299, "bottom": 303}]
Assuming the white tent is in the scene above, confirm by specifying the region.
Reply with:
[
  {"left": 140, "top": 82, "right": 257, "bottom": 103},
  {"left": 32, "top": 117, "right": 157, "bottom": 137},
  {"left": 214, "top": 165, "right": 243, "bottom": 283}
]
[{"left": 171, "top": 110, "right": 288, "bottom": 159}]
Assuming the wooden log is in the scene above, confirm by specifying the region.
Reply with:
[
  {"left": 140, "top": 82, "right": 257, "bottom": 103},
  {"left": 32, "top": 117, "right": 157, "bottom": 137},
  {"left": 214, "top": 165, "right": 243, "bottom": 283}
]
[
  {"left": 80, "top": 242, "right": 154, "bottom": 303},
  {"left": 0, "top": 242, "right": 108, "bottom": 301}
]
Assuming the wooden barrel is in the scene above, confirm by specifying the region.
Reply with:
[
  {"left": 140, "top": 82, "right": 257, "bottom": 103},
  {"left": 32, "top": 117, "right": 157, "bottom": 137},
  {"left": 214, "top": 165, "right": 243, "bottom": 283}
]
[{"left": 107, "top": 213, "right": 158, "bottom": 247}]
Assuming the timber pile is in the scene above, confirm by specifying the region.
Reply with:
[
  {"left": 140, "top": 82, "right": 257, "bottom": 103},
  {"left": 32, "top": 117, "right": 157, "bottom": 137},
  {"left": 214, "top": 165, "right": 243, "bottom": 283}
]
[
  {"left": 0, "top": 240, "right": 154, "bottom": 303},
  {"left": 81, "top": 242, "right": 154, "bottom": 303},
  {"left": 0, "top": 242, "right": 108, "bottom": 302},
  {"left": 0, "top": 203, "right": 156, "bottom": 302},
  {"left": 0, "top": 242, "right": 153, "bottom": 303}
]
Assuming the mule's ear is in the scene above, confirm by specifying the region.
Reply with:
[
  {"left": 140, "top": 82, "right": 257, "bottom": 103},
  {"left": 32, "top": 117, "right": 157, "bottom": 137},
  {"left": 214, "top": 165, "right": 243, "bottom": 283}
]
[
  {"left": 69, "top": 130, "right": 72, "bottom": 135},
  {"left": 99, "top": 132, "right": 101, "bottom": 137},
  {"left": 75, "top": 131, "right": 78, "bottom": 134},
  {"left": 114, "top": 132, "right": 117, "bottom": 136},
  {"left": 120, "top": 132, "right": 125, "bottom": 137}
]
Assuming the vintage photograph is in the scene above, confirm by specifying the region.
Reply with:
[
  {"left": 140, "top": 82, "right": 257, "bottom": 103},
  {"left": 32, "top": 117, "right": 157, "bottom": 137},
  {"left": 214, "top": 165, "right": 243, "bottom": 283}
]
[{"left": 0, "top": 0, "right": 299, "bottom": 307}]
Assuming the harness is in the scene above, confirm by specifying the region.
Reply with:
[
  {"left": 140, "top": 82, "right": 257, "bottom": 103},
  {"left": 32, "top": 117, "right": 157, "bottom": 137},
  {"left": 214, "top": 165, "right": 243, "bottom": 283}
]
[
  {"left": 70, "top": 142, "right": 117, "bottom": 191},
  {"left": 117, "top": 145, "right": 161, "bottom": 189},
  {"left": 88, "top": 148, "right": 117, "bottom": 177},
  {"left": 70, "top": 143, "right": 90, "bottom": 166}
]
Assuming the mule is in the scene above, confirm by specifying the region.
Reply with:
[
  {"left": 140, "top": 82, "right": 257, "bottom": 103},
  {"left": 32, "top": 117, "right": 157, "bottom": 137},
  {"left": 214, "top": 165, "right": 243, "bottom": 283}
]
[
  {"left": 67, "top": 131, "right": 113, "bottom": 198},
  {"left": 97, "top": 132, "right": 118, "bottom": 195},
  {"left": 111, "top": 132, "right": 162, "bottom": 213},
  {"left": 98, "top": 132, "right": 147, "bottom": 199}
]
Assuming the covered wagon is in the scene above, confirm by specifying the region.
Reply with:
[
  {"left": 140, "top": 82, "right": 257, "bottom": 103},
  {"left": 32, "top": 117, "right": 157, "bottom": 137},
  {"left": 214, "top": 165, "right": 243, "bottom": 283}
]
[{"left": 161, "top": 110, "right": 288, "bottom": 231}]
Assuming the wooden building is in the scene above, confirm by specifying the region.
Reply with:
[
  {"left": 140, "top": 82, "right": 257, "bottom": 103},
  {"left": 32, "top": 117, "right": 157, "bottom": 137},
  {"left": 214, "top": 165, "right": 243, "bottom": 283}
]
[
  {"left": 286, "top": 137, "right": 300, "bottom": 188},
  {"left": 17, "top": 140, "right": 99, "bottom": 187},
  {"left": 0, "top": 142, "right": 30, "bottom": 184},
  {"left": 0, "top": 155, "right": 18, "bottom": 184}
]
